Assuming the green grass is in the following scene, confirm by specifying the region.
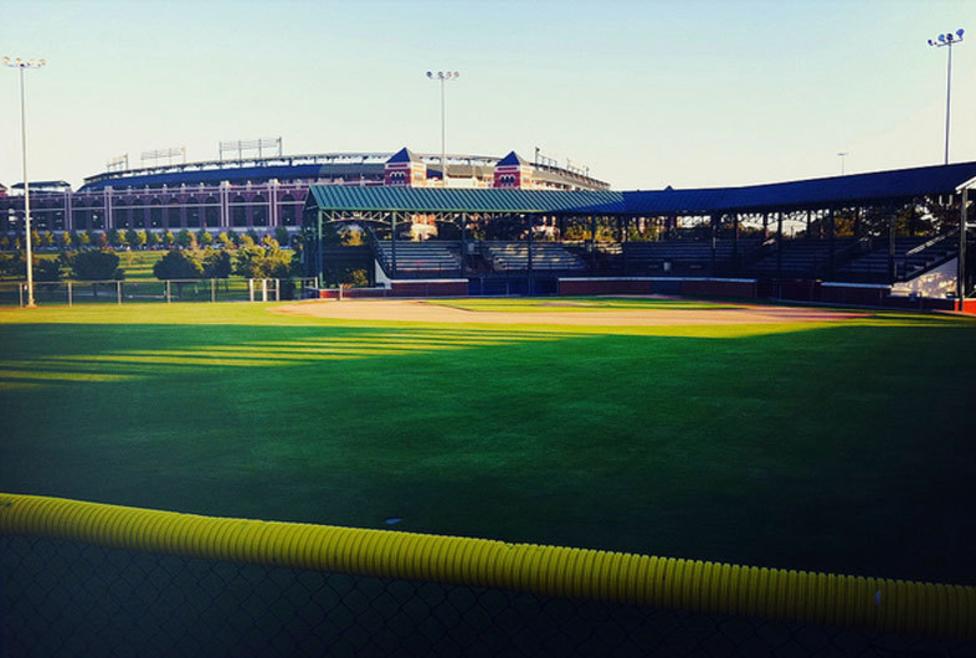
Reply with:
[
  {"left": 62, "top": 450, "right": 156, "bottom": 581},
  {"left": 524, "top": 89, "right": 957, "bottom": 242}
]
[{"left": 1, "top": 301, "right": 974, "bottom": 585}]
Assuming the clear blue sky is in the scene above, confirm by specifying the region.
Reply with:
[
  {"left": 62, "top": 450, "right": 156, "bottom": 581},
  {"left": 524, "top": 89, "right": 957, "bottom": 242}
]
[{"left": 1, "top": 0, "right": 973, "bottom": 190}]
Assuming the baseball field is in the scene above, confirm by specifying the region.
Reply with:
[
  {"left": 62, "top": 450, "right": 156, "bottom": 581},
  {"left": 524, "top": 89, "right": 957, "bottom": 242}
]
[{"left": 1, "top": 297, "right": 974, "bottom": 585}]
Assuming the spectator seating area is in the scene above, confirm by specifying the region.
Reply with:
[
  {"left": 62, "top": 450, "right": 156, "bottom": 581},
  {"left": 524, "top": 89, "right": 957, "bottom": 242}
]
[
  {"left": 483, "top": 242, "right": 587, "bottom": 272},
  {"left": 750, "top": 239, "right": 857, "bottom": 277},
  {"left": 374, "top": 241, "right": 462, "bottom": 276},
  {"left": 838, "top": 235, "right": 958, "bottom": 282},
  {"left": 622, "top": 239, "right": 760, "bottom": 274}
]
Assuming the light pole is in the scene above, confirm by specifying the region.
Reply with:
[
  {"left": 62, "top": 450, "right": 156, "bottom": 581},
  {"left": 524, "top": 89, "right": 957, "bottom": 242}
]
[
  {"left": 927, "top": 29, "right": 965, "bottom": 165},
  {"left": 837, "top": 152, "right": 849, "bottom": 175},
  {"left": 426, "top": 70, "right": 460, "bottom": 187},
  {"left": 3, "top": 56, "right": 46, "bottom": 308}
]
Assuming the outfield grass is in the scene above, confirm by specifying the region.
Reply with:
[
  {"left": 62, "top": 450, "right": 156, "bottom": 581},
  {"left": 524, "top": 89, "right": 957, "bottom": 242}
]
[{"left": 0, "top": 301, "right": 974, "bottom": 585}]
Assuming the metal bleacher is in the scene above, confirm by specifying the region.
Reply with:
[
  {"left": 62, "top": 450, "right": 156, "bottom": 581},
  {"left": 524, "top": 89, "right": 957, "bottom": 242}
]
[
  {"left": 838, "top": 234, "right": 958, "bottom": 282},
  {"left": 483, "top": 242, "right": 587, "bottom": 272},
  {"left": 622, "top": 239, "right": 760, "bottom": 274},
  {"left": 750, "top": 239, "right": 857, "bottom": 277},
  {"left": 373, "top": 241, "right": 462, "bottom": 276}
]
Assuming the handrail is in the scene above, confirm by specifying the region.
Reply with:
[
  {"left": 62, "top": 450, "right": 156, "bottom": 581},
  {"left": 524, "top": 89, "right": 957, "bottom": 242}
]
[
  {"left": 906, "top": 230, "right": 957, "bottom": 257},
  {"left": 0, "top": 492, "right": 972, "bottom": 640}
]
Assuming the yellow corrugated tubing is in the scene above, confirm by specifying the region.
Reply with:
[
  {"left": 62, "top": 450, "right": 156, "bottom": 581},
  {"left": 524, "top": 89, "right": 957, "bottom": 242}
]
[{"left": 0, "top": 492, "right": 972, "bottom": 639}]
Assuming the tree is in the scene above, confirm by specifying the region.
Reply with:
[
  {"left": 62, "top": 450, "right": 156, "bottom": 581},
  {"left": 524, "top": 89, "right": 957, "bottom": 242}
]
[
  {"left": 134, "top": 229, "right": 148, "bottom": 249},
  {"left": 41, "top": 231, "right": 55, "bottom": 248},
  {"left": 30, "top": 229, "right": 41, "bottom": 250},
  {"left": 69, "top": 249, "right": 123, "bottom": 280},
  {"left": 217, "top": 231, "right": 234, "bottom": 250},
  {"left": 77, "top": 231, "right": 91, "bottom": 247},
  {"left": 176, "top": 229, "right": 193, "bottom": 248},
  {"left": 59, "top": 231, "right": 73, "bottom": 251},
  {"left": 198, "top": 230, "right": 214, "bottom": 247},
  {"left": 163, "top": 230, "right": 176, "bottom": 248},
  {"left": 34, "top": 257, "right": 62, "bottom": 282},
  {"left": 233, "top": 236, "right": 292, "bottom": 279},
  {"left": 201, "top": 247, "right": 232, "bottom": 278},
  {"left": 153, "top": 249, "right": 204, "bottom": 280}
]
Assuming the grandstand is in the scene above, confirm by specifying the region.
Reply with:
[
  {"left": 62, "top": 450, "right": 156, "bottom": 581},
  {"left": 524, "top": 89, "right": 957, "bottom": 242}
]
[{"left": 302, "top": 161, "right": 976, "bottom": 308}]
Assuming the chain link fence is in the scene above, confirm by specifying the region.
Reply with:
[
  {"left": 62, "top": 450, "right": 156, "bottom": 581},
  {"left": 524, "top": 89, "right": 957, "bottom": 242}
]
[
  {"left": 2, "top": 535, "right": 973, "bottom": 658},
  {"left": 0, "top": 278, "right": 318, "bottom": 307}
]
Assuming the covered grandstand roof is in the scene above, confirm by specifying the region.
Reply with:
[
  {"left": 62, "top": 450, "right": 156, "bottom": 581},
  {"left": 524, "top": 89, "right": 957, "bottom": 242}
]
[
  {"left": 307, "top": 161, "right": 976, "bottom": 216},
  {"left": 307, "top": 186, "right": 623, "bottom": 213},
  {"left": 613, "top": 161, "right": 976, "bottom": 215}
]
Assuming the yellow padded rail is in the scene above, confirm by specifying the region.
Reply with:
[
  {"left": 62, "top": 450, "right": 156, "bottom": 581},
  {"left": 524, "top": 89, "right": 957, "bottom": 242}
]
[{"left": 0, "top": 492, "right": 972, "bottom": 639}]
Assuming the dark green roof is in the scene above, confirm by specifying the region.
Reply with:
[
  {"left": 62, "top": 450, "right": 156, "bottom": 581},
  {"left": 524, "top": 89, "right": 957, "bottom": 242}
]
[{"left": 307, "top": 185, "right": 623, "bottom": 213}]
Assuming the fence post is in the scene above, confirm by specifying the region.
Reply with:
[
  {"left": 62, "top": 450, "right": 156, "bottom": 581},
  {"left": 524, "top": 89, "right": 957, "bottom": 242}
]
[
  {"left": 275, "top": 279, "right": 280, "bottom": 302},
  {"left": 116, "top": 280, "right": 122, "bottom": 305},
  {"left": 261, "top": 279, "right": 268, "bottom": 303},
  {"left": 67, "top": 281, "right": 73, "bottom": 307},
  {"left": 248, "top": 279, "right": 254, "bottom": 302},
  {"left": 18, "top": 283, "right": 24, "bottom": 308},
  {"left": 211, "top": 279, "right": 216, "bottom": 303},
  {"left": 166, "top": 280, "right": 171, "bottom": 303}
]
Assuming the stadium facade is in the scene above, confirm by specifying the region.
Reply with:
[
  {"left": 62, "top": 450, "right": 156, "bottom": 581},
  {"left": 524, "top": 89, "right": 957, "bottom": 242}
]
[{"left": 0, "top": 148, "right": 608, "bottom": 235}]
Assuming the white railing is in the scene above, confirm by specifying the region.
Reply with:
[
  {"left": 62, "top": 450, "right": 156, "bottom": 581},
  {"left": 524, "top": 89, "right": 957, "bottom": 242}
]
[{"left": 0, "top": 278, "right": 318, "bottom": 307}]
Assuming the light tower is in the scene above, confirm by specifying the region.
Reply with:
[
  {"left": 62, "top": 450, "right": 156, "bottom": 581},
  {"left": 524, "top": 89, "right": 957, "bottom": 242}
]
[
  {"left": 426, "top": 71, "right": 460, "bottom": 186},
  {"left": 927, "top": 29, "right": 965, "bottom": 165},
  {"left": 3, "top": 56, "right": 46, "bottom": 308}
]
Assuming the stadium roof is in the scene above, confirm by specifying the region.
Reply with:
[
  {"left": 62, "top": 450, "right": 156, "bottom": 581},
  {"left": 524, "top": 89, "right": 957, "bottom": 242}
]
[
  {"left": 307, "top": 161, "right": 976, "bottom": 216},
  {"left": 611, "top": 161, "right": 976, "bottom": 215},
  {"left": 307, "top": 186, "right": 623, "bottom": 213},
  {"left": 387, "top": 147, "right": 421, "bottom": 164},
  {"left": 496, "top": 151, "right": 530, "bottom": 167}
]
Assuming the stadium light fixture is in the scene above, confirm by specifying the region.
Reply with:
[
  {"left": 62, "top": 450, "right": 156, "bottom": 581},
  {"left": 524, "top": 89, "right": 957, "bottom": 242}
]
[
  {"left": 837, "top": 152, "right": 850, "bottom": 176},
  {"left": 3, "top": 56, "right": 46, "bottom": 308},
  {"left": 928, "top": 29, "right": 965, "bottom": 165},
  {"left": 426, "top": 70, "right": 461, "bottom": 186}
]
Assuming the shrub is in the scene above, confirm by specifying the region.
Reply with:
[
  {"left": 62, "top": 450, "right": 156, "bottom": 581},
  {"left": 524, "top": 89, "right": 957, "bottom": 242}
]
[
  {"left": 68, "top": 249, "right": 123, "bottom": 280},
  {"left": 201, "top": 248, "right": 232, "bottom": 278},
  {"left": 152, "top": 249, "right": 204, "bottom": 280}
]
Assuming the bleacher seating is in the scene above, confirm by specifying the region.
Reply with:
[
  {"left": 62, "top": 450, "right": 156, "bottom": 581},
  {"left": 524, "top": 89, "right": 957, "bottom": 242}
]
[
  {"left": 750, "top": 239, "right": 856, "bottom": 277},
  {"left": 373, "top": 241, "right": 462, "bottom": 276},
  {"left": 622, "top": 239, "right": 759, "bottom": 273},
  {"left": 483, "top": 242, "right": 587, "bottom": 272},
  {"left": 838, "top": 236, "right": 957, "bottom": 282}
]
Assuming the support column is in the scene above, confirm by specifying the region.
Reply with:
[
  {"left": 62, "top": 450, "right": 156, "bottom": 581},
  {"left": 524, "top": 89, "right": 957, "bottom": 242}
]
[
  {"left": 828, "top": 208, "right": 836, "bottom": 278},
  {"left": 776, "top": 212, "right": 784, "bottom": 284},
  {"left": 732, "top": 213, "right": 740, "bottom": 273},
  {"left": 805, "top": 210, "right": 811, "bottom": 240},
  {"left": 390, "top": 212, "right": 398, "bottom": 277},
  {"left": 960, "top": 189, "right": 969, "bottom": 300},
  {"left": 316, "top": 211, "right": 324, "bottom": 287},
  {"left": 762, "top": 212, "right": 769, "bottom": 240},
  {"left": 709, "top": 214, "right": 718, "bottom": 275},
  {"left": 888, "top": 212, "right": 896, "bottom": 282},
  {"left": 460, "top": 212, "right": 467, "bottom": 277}
]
